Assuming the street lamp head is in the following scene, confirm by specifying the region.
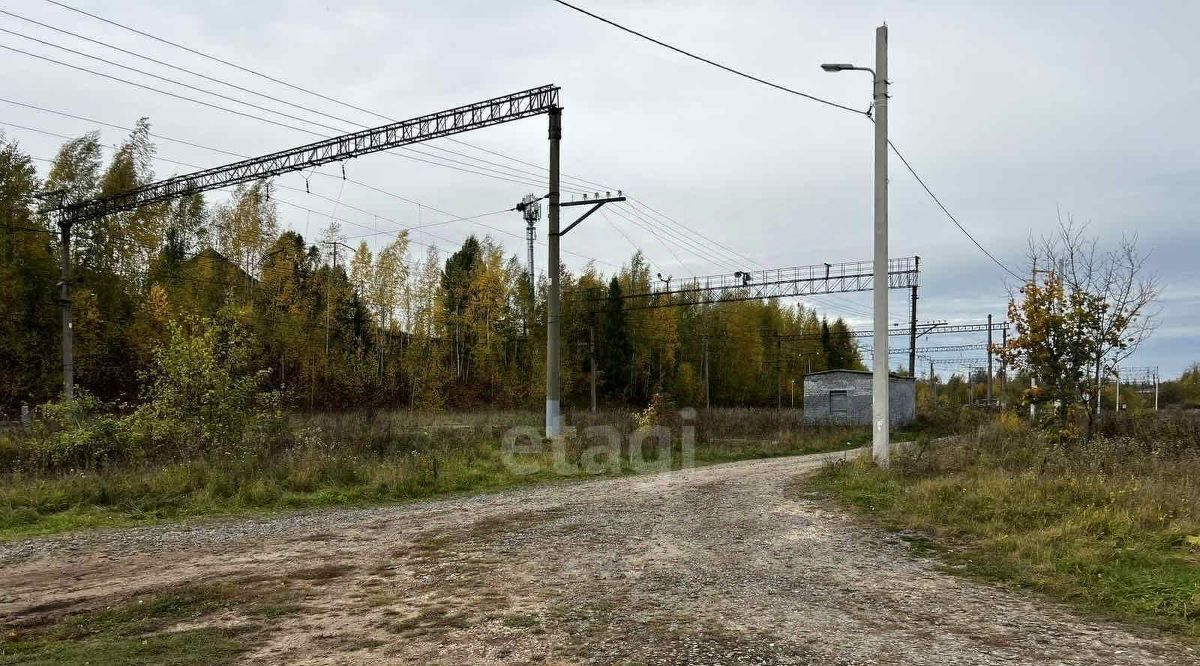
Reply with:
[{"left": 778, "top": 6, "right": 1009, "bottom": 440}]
[{"left": 821, "top": 63, "right": 855, "bottom": 72}]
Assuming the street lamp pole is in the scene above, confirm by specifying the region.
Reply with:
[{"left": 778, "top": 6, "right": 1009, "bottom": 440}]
[{"left": 822, "top": 23, "right": 890, "bottom": 465}]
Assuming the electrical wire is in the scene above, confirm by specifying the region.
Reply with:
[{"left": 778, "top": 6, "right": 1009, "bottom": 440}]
[
  {"left": 15, "top": 119, "right": 621, "bottom": 271},
  {"left": 886, "top": 138, "right": 1024, "bottom": 282},
  {"left": 0, "top": 97, "right": 532, "bottom": 239},
  {"left": 548, "top": 0, "right": 866, "bottom": 116},
  {"left": 607, "top": 205, "right": 732, "bottom": 273},
  {"left": 4, "top": 9, "right": 760, "bottom": 274},
  {"left": 11, "top": 126, "right": 516, "bottom": 261},
  {"left": 625, "top": 197, "right": 763, "bottom": 270},
  {"left": 41, "top": 0, "right": 613, "bottom": 193},
  {"left": 547, "top": 0, "right": 1023, "bottom": 283},
  {"left": 613, "top": 203, "right": 745, "bottom": 273},
  {"left": 0, "top": 103, "right": 512, "bottom": 245},
  {"left": 0, "top": 42, "right": 584, "bottom": 193},
  {"left": 0, "top": 7, "right": 365, "bottom": 128},
  {"left": 597, "top": 209, "right": 655, "bottom": 271},
  {"left": 605, "top": 207, "right": 687, "bottom": 271}
]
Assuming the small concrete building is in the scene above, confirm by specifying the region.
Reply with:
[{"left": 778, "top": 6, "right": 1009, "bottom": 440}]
[{"left": 803, "top": 370, "right": 916, "bottom": 427}]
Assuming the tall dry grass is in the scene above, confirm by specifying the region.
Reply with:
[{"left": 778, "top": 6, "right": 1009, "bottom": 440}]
[
  {"left": 814, "top": 411, "right": 1200, "bottom": 637},
  {"left": 0, "top": 407, "right": 870, "bottom": 539}
]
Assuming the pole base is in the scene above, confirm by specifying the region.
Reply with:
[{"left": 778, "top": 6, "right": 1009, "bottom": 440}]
[{"left": 545, "top": 399, "right": 561, "bottom": 439}]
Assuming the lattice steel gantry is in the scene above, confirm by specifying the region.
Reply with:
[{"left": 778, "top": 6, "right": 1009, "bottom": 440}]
[{"left": 599, "top": 257, "right": 920, "bottom": 310}]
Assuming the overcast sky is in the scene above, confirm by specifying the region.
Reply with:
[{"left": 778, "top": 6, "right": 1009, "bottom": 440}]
[{"left": 2, "top": 0, "right": 1196, "bottom": 377}]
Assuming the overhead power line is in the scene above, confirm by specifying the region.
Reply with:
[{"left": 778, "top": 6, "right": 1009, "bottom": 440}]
[
  {"left": 549, "top": 0, "right": 865, "bottom": 116},
  {"left": 10, "top": 125, "right": 477, "bottom": 252},
  {"left": 885, "top": 138, "right": 1024, "bottom": 282},
  {"left": 8, "top": 115, "right": 620, "bottom": 269},
  {"left": 40, "top": 0, "right": 616, "bottom": 192},
  {"left": 606, "top": 207, "right": 689, "bottom": 271},
  {"left": 0, "top": 42, "right": 591, "bottom": 193},
  {"left": 547, "top": 0, "right": 1024, "bottom": 283},
  {"left": 0, "top": 7, "right": 366, "bottom": 128},
  {"left": 22, "top": 1, "right": 761, "bottom": 276},
  {"left": 598, "top": 209, "right": 659, "bottom": 272},
  {"left": 627, "top": 198, "right": 764, "bottom": 270},
  {"left": 0, "top": 26, "right": 348, "bottom": 134},
  {"left": 611, "top": 204, "right": 737, "bottom": 273},
  {"left": 1, "top": 9, "right": 610, "bottom": 193},
  {"left": 44, "top": 0, "right": 389, "bottom": 123},
  {"left": 19, "top": 2, "right": 759, "bottom": 276}
]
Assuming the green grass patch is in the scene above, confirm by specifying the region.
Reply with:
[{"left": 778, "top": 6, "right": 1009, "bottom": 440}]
[
  {"left": 0, "top": 582, "right": 301, "bottom": 665},
  {"left": 809, "top": 417, "right": 1200, "bottom": 639},
  {"left": 0, "top": 409, "right": 883, "bottom": 541}
]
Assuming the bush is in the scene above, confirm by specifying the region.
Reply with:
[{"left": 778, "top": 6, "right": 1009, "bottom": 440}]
[
  {"left": 6, "top": 318, "right": 285, "bottom": 473},
  {"left": 125, "top": 318, "right": 282, "bottom": 461},
  {"left": 21, "top": 391, "right": 137, "bottom": 470}
]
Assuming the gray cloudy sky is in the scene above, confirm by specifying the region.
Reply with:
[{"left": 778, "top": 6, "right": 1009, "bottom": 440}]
[{"left": 2, "top": 0, "right": 1196, "bottom": 377}]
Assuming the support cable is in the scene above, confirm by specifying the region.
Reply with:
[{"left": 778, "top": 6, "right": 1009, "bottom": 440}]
[
  {"left": 41, "top": 0, "right": 614, "bottom": 192},
  {"left": 0, "top": 43, "right": 589, "bottom": 193},
  {"left": 548, "top": 0, "right": 865, "bottom": 116},
  {"left": 548, "top": 0, "right": 1023, "bottom": 283}
]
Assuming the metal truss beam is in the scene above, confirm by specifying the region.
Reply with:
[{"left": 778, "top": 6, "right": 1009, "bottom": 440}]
[
  {"left": 867, "top": 343, "right": 989, "bottom": 355},
  {"left": 56, "top": 85, "right": 561, "bottom": 222},
  {"left": 774, "top": 320, "right": 1007, "bottom": 343},
  {"left": 925, "top": 357, "right": 989, "bottom": 367},
  {"left": 601, "top": 257, "right": 919, "bottom": 311},
  {"left": 912, "top": 322, "right": 1008, "bottom": 336},
  {"left": 1117, "top": 366, "right": 1159, "bottom": 384}
]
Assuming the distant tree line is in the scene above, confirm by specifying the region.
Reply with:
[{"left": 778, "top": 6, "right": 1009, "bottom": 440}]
[{"left": 0, "top": 124, "right": 865, "bottom": 414}]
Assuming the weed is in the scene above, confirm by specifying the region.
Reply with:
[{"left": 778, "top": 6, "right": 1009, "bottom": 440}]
[
  {"left": 810, "top": 413, "right": 1200, "bottom": 638},
  {"left": 0, "top": 582, "right": 301, "bottom": 665},
  {"left": 0, "top": 408, "right": 886, "bottom": 540}
]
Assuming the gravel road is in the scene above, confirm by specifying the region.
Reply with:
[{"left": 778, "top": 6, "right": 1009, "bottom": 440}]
[{"left": 2, "top": 447, "right": 1196, "bottom": 665}]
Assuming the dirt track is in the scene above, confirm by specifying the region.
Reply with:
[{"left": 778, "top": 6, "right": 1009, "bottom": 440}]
[{"left": 2, "top": 448, "right": 1196, "bottom": 665}]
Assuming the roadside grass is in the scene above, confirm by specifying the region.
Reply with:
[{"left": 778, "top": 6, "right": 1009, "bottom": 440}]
[
  {"left": 0, "top": 408, "right": 877, "bottom": 541},
  {"left": 809, "top": 413, "right": 1200, "bottom": 639},
  {"left": 0, "top": 582, "right": 302, "bottom": 665}
]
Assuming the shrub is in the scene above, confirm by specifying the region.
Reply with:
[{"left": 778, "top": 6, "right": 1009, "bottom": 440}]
[
  {"left": 22, "top": 391, "right": 137, "bottom": 470},
  {"left": 7, "top": 318, "right": 285, "bottom": 472},
  {"left": 125, "top": 318, "right": 283, "bottom": 461}
]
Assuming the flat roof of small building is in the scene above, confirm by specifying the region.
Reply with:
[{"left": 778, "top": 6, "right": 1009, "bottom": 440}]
[{"left": 803, "top": 369, "right": 915, "bottom": 381}]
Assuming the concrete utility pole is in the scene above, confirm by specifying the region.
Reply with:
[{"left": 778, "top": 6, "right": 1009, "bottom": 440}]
[
  {"left": 827, "top": 28, "right": 889, "bottom": 461},
  {"left": 546, "top": 107, "right": 563, "bottom": 438},
  {"left": 909, "top": 256, "right": 919, "bottom": 377},
  {"left": 986, "top": 314, "right": 994, "bottom": 406},
  {"left": 1001, "top": 323, "right": 1008, "bottom": 407},
  {"left": 589, "top": 325, "right": 597, "bottom": 413},
  {"left": 703, "top": 335, "right": 711, "bottom": 409},
  {"left": 776, "top": 335, "right": 783, "bottom": 412},
  {"left": 1154, "top": 370, "right": 1159, "bottom": 411},
  {"left": 57, "top": 217, "right": 74, "bottom": 400},
  {"left": 871, "top": 24, "right": 891, "bottom": 465},
  {"left": 549, "top": 188, "right": 623, "bottom": 433}
]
